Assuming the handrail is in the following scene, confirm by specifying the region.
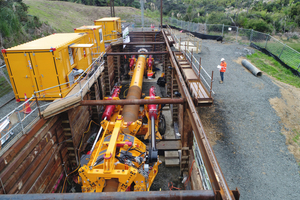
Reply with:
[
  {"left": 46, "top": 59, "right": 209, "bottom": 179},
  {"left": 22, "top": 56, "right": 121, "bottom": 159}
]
[
  {"left": 0, "top": 53, "right": 105, "bottom": 151},
  {"left": 34, "top": 53, "right": 105, "bottom": 94},
  {"left": 168, "top": 26, "right": 215, "bottom": 94}
]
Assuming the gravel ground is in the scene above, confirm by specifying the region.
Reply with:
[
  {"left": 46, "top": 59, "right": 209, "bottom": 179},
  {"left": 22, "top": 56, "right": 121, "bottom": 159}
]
[{"left": 194, "top": 40, "right": 300, "bottom": 199}]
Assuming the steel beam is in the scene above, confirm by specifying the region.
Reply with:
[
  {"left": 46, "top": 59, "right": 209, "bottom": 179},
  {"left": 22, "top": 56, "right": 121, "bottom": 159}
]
[
  {"left": 161, "top": 30, "right": 237, "bottom": 200},
  {"left": 0, "top": 190, "right": 215, "bottom": 200},
  {"left": 80, "top": 98, "right": 184, "bottom": 106},
  {"left": 106, "top": 51, "right": 168, "bottom": 56},
  {"left": 121, "top": 42, "right": 165, "bottom": 45}
]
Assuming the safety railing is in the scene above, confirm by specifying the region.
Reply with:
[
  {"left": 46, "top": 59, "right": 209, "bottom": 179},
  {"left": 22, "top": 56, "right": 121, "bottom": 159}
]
[
  {"left": 0, "top": 65, "right": 14, "bottom": 108},
  {"left": 128, "top": 23, "right": 161, "bottom": 32},
  {"left": 33, "top": 53, "right": 105, "bottom": 99},
  {"left": 0, "top": 54, "right": 105, "bottom": 155},
  {"left": 166, "top": 17, "right": 300, "bottom": 72},
  {"left": 193, "top": 132, "right": 212, "bottom": 190},
  {"left": 167, "top": 26, "right": 215, "bottom": 95}
]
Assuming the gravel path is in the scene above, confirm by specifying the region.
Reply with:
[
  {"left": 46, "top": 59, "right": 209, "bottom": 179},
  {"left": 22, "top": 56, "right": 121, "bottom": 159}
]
[{"left": 195, "top": 40, "right": 300, "bottom": 200}]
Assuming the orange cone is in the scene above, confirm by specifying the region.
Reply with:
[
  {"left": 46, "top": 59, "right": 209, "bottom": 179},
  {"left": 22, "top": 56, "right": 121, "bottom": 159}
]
[{"left": 24, "top": 93, "right": 32, "bottom": 114}]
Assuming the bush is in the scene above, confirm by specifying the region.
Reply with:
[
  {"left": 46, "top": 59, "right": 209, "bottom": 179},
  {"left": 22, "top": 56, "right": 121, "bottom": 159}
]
[{"left": 246, "top": 19, "right": 273, "bottom": 33}]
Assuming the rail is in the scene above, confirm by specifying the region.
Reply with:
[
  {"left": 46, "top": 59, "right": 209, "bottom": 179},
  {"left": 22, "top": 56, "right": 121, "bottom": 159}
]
[
  {"left": 166, "top": 26, "right": 215, "bottom": 94},
  {"left": 0, "top": 54, "right": 105, "bottom": 155}
]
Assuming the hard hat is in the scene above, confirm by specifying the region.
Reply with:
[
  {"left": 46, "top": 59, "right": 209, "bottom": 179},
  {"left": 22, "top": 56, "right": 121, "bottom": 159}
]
[{"left": 221, "top": 58, "right": 225, "bottom": 62}]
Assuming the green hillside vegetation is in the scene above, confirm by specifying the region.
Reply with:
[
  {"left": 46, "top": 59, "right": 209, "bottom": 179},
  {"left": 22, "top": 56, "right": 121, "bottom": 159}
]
[
  {"left": 155, "top": 0, "right": 300, "bottom": 34},
  {"left": 58, "top": 0, "right": 300, "bottom": 34},
  {"left": 23, "top": 0, "right": 144, "bottom": 33},
  {"left": 0, "top": 0, "right": 54, "bottom": 50}
]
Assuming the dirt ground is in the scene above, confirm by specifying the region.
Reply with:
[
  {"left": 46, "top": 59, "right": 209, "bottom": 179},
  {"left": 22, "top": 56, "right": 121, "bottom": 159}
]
[
  {"left": 233, "top": 56, "right": 300, "bottom": 163},
  {"left": 269, "top": 78, "right": 300, "bottom": 162}
]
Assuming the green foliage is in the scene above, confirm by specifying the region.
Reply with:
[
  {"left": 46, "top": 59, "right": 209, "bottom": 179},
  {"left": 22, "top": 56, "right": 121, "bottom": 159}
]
[
  {"left": 0, "top": 0, "right": 50, "bottom": 53},
  {"left": 245, "top": 19, "right": 273, "bottom": 33},
  {"left": 247, "top": 51, "right": 300, "bottom": 88}
]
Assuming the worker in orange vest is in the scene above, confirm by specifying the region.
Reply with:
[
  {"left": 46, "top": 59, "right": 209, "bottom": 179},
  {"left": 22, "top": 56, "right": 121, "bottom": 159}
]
[{"left": 219, "top": 58, "right": 227, "bottom": 84}]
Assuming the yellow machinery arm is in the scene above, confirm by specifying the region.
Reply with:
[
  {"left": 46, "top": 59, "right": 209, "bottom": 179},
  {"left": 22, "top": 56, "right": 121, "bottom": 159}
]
[{"left": 78, "top": 52, "right": 161, "bottom": 193}]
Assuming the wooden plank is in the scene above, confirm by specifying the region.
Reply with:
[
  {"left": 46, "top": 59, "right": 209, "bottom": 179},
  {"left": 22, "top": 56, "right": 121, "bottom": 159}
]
[
  {"left": 156, "top": 140, "right": 181, "bottom": 150},
  {"left": 180, "top": 65, "right": 192, "bottom": 69},
  {"left": 183, "top": 69, "right": 198, "bottom": 81},
  {"left": 42, "top": 65, "right": 103, "bottom": 118},
  {"left": 5, "top": 126, "right": 63, "bottom": 194},
  {"left": 8, "top": 139, "right": 57, "bottom": 194},
  {"left": 191, "top": 161, "right": 203, "bottom": 190},
  {"left": 0, "top": 118, "right": 47, "bottom": 172},
  {"left": 0, "top": 126, "right": 62, "bottom": 194},
  {"left": 18, "top": 134, "right": 65, "bottom": 194},
  {"left": 165, "top": 151, "right": 179, "bottom": 158},
  {"left": 68, "top": 105, "right": 90, "bottom": 148},
  {"left": 165, "top": 158, "right": 179, "bottom": 167},
  {"left": 44, "top": 164, "right": 64, "bottom": 193},
  {"left": 27, "top": 147, "right": 68, "bottom": 194},
  {"left": 0, "top": 117, "right": 57, "bottom": 177},
  {"left": 37, "top": 152, "right": 68, "bottom": 193}
]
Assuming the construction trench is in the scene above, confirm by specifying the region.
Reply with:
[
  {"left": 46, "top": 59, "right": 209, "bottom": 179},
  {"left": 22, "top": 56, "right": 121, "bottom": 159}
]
[{"left": 0, "top": 30, "right": 239, "bottom": 199}]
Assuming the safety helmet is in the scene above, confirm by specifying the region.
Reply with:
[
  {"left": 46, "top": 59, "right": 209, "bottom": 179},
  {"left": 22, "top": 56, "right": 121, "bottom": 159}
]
[{"left": 220, "top": 58, "right": 225, "bottom": 62}]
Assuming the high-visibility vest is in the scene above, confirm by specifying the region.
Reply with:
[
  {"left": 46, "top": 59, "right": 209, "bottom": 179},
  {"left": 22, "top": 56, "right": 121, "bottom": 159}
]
[{"left": 220, "top": 62, "right": 227, "bottom": 72}]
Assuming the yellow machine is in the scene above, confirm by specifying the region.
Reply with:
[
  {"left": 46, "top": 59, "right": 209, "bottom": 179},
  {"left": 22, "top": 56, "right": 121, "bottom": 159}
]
[
  {"left": 74, "top": 25, "right": 106, "bottom": 59},
  {"left": 79, "top": 52, "right": 163, "bottom": 192},
  {"left": 94, "top": 17, "right": 122, "bottom": 43},
  {"left": 1, "top": 33, "right": 93, "bottom": 101}
]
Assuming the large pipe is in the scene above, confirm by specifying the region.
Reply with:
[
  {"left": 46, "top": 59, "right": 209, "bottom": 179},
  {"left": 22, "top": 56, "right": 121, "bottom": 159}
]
[
  {"left": 106, "top": 51, "right": 168, "bottom": 56},
  {"left": 0, "top": 190, "right": 216, "bottom": 200},
  {"left": 80, "top": 98, "right": 184, "bottom": 106},
  {"left": 241, "top": 59, "right": 262, "bottom": 77},
  {"left": 122, "top": 54, "right": 146, "bottom": 122}
]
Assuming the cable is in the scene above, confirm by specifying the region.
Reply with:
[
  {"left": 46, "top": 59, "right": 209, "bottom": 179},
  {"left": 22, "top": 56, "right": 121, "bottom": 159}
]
[
  {"left": 168, "top": 160, "right": 195, "bottom": 191},
  {"left": 168, "top": 182, "right": 181, "bottom": 191},
  {"left": 61, "top": 120, "right": 99, "bottom": 193},
  {"left": 184, "top": 160, "right": 195, "bottom": 187}
]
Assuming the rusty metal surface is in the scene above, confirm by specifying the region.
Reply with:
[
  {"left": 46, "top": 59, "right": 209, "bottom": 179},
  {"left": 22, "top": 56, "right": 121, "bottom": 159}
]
[
  {"left": 80, "top": 98, "right": 184, "bottom": 106},
  {"left": 107, "top": 51, "right": 167, "bottom": 56},
  {"left": 120, "top": 42, "right": 165, "bottom": 45},
  {"left": 0, "top": 190, "right": 215, "bottom": 200},
  {"left": 162, "top": 30, "right": 237, "bottom": 200},
  {"left": 0, "top": 118, "right": 47, "bottom": 172},
  {"left": 122, "top": 85, "right": 141, "bottom": 122}
]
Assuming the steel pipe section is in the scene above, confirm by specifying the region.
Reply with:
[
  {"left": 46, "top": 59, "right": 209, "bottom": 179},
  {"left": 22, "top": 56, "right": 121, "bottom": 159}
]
[
  {"left": 80, "top": 98, "right": 184, "bottom": 106},
  {"left": 0, "top": 190, "right": 215, "bottom": 200},
  {"left": 122, "top": 54, "right": 146, "bottom": 122},
  {"left": 241, "top": 59, "right": 262, "bottom": 77}
]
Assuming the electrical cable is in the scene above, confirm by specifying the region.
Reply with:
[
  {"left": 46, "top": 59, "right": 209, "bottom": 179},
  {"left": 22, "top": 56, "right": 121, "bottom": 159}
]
[
  {"left": 61, "top": 120, "right": 99, "bottom": 193},
  {"left": 168, "top": 160, "right": 195, "bottom": 191}
]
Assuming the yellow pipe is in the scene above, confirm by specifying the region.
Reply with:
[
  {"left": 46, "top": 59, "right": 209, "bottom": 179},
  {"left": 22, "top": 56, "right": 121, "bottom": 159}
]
[
  {"left": 130, "top": 55, "right": 146, "bottom": 89},
  {"left": 123, "top": 54, "right": 146, "bottom": 122}
]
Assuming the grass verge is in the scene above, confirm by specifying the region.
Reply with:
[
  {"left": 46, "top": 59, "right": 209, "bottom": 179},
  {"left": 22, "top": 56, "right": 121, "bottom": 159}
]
[{"left": 247, "top": 51, "right": 300, "bottom": 88}]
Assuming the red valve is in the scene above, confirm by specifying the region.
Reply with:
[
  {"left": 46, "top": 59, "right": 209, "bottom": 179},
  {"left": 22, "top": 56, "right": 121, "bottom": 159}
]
[
  {"left": 148, "top": 86, "right": 157, "bottom": 119},
  {"left": 129, "top": 56, "right": 136, "bottom": 70},
  {"left": 147, "top": 55, "right": 153, "bottom": 70},
  {"left": 102, "top": 86, "right": 121, "bottom": 120}
]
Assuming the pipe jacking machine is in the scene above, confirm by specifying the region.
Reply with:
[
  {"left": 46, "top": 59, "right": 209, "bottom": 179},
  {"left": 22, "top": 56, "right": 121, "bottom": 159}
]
[{"left": 78, "top": 49, "right": 163, "bottom": 192}]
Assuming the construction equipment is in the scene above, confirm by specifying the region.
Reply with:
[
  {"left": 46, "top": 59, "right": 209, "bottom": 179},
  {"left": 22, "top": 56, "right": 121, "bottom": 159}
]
[
  {"left": 78, "top": 50, "right": 164, "bottom": 192},
  {"left": 1, "top": 33, "right": 93, "bottom": 101},
  {"left": 94, "top": 17, "right": 122, "bottom": 43}
]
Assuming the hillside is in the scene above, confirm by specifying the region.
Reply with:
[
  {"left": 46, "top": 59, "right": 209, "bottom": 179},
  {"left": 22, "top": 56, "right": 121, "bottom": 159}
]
[
  {"left": 23, "top": 0, "right": 143, "bottom": 32},
  {"left": 0, "top": 0, "right": 54, "bottom": 65}
]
